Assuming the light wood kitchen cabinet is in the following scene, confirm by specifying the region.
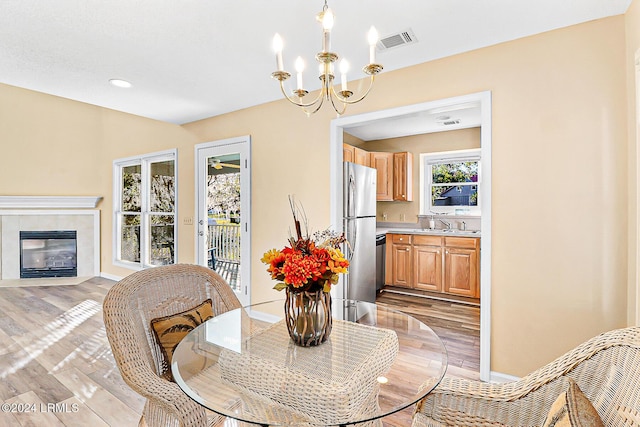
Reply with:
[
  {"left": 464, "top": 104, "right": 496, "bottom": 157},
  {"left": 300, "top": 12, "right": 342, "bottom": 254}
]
[
  {"left": 385, "top": 234, "right": 412, "bottom": 288},
  {"left": 354, "top": 146, "right": 370, "bottom": 167},
  {"left": 385, "top": 233, "right": 480, "bottom": 298},
  {"left": 343, "top": 144, "right": 355, "bottom": 163},
  {"left": 370, "top": 152, "right": 394, "bottom": 201},
  {"left": 343, "top": 143, "right": 370, "bottom": 167},
  {"left": 393, "top": 152, "right": 413, "bottom": 201},
  {"left": 413, "top": 235, "right": 442, "bottom": 292},
  {"left": 346, "top": 148, "right": 412, "bottom": 202},
  {"left": 444, "top": 237, "right": 479, "bottom": 298}
]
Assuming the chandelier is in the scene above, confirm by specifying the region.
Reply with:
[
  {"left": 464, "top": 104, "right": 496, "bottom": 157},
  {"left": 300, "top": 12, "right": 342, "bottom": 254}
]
[{"left": 270, "top": 0, "right": 383, "bottom": 116}]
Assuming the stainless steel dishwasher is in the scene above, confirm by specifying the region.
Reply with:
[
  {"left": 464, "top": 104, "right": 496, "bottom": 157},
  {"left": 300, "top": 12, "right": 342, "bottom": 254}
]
[{"left": 375, "top": 233, "right": 386, "bottom": 291}]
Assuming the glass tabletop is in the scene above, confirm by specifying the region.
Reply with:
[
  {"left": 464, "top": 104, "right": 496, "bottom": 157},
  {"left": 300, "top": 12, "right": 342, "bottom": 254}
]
[{"left": 172, "top": 298, "right": 447, "bottom": 426}]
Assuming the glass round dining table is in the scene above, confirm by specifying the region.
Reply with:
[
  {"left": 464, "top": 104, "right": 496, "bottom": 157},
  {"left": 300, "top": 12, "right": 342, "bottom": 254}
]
[{"left": 172, "top": 298, "right": 448, "bottom": 427}]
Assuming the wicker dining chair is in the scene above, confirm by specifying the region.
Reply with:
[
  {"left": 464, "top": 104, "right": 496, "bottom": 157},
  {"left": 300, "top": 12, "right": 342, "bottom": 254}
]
[
  {"left": 103, "top": 264, "right": 242, "bottom": 427},
  {"left": 412, "top": 327, "right": 640, "bottom": 427}
]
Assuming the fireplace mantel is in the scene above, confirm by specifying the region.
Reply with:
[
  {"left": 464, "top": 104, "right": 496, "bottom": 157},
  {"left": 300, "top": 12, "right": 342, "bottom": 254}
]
[{"left": 0, "top": 196, "right": 102, "bottom": 209}]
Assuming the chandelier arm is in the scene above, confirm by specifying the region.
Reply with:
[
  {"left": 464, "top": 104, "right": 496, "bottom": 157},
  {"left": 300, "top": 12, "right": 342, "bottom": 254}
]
[
  {"left": 278, "top": 80, "right": 325, "bottom": 108},
  {"left": 302, "top": 94, "right": 327, "bottom": 116},
  {"left": 270, "top": 3, "right": 382, "bottom": 115},
  {"left": 329, "top": 75, "right": 376, "bottom": 105},
  {"left": 327, "top": 90, "right": 348, "bottom": 115}
]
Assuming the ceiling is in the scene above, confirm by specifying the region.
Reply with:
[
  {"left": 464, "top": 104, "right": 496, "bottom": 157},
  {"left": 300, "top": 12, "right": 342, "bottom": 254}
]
[
  {"left": 0, "top": 1, "right": 631, "bottom": 125},
  {"left": 344, "top": 102, "right": 483, "bottom": 141}
]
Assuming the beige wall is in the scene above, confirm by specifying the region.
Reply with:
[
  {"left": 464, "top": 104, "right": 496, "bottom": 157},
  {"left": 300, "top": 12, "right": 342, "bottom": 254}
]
[
  {"left": 626, "top": 0, "right": 640, "bottom": 327},
  {"left": 0, "top": 83, "right": 196, "bottom": 279},
  {"left": 0, "top": 12, "right": 633, "bottom": 377},
  {"left": 359, "top": 128, "right": 480, "bottom": 223},
  {"left": 0, "top": 84, "right": 104, "bottom": 196},
  {"left": 96, "top": 109, "right": 198, "bottom": 279},
  {"left": 183, "top": 16, "right": 629, "bottom": 376}
]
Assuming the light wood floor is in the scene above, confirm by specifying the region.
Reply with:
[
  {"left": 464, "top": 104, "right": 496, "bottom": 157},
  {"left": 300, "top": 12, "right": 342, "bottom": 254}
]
[{"left": 0, "top": 278, "right": 479, "bottom": 426}]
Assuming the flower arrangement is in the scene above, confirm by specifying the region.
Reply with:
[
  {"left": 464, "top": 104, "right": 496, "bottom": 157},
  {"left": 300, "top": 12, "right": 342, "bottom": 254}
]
[{"left": 261, "top": 197, "right": 349, "bottom": 293}]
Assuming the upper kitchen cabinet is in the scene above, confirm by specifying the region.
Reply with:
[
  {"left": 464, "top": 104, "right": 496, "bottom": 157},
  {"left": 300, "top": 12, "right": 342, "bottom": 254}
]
[
  {"left": 354, "top": 147, "right": 370, "bottom": 167},
  {"left": 343, "top": 143, "right": 370, "bottom": 167},
  {"left": 369, "top": 152, "right": 394, "bottom": 201},
  {"left": 343, "top": 144, "right": 355, "bottom": 163},
  {"left": 370, "top": 151, "right": 413, "bottom": 202},
  {"left": 345, "top": 145, "right": 413, "bottom": 202},
  {"left": 393, "top": 152, "right": 413, "bottom": 202}
]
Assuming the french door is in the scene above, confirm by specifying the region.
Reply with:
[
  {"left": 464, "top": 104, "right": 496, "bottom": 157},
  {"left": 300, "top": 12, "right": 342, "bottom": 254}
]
[{"left": 195, "top": 136, "right": 251, "bottom": 306}]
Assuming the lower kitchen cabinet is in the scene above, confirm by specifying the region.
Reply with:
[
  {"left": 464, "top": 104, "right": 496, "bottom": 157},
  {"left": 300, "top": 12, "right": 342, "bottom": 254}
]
[
  {"left": 385, "top": 233, "right": 480, "bottom": 298},
  {"left": 385, "top": 234, "right": 412, "bottom": 288},
  {"left": 413, "top": 235, "right": 442, "bottom": 292},
  {"left": 443, "top": 237, "right": 479, "bottom": 298},
  {"left": 445, "top": 247, "right": 478, "bottom": 297}
]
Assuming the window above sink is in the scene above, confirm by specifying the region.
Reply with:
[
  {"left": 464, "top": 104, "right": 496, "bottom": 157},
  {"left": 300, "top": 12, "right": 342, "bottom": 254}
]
[{"left": 421, "top": 149, "right": 481, "bottom": 216}]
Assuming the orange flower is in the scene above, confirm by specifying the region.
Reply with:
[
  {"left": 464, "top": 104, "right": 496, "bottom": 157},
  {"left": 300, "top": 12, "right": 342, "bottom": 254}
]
[
  {"left": 261, "top": 248, "right": 286, "bottom": 280},
  {"left": 261, "top": 202, "right": 349, "bottom": 293},
  {"left": 282, "top": 251, "right": 316, "bottom": 288},
  {"left": 312, "top": 247, "right": 330, "bottom": 275}
]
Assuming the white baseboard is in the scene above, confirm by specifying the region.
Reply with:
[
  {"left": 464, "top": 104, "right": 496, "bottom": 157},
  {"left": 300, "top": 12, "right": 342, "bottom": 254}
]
[
  {"left": 100, "top": 272, "right": 123, "bottom": 281},
  {"left": 247, "top": 308, "right": 281, "bottom": 324},
  {"left": 490, "top": 371, "right": 520, "bottom": 383}
]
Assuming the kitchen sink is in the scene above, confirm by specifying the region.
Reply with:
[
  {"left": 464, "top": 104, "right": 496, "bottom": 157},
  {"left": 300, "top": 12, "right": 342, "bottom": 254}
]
[{"left": 453, "top": 230, "right": 481, "bottom": 234}]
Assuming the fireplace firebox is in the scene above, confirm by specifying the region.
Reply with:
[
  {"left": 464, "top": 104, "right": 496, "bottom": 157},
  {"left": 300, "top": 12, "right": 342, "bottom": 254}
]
[{"left": 20, "top": 230, "right": 77, "bottom": 278}]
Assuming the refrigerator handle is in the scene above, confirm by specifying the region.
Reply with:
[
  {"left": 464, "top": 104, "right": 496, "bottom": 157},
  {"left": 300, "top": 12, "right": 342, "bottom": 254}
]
[
  {"left": 347, "top": 218, "right": 357, "bottom": 260},
  {"left": 347, "top": 169, "right": 355, "bottom": 218}
]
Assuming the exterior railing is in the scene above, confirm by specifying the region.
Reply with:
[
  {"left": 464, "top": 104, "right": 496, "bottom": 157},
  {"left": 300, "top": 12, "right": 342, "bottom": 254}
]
[{"left": 208, "top": 223, "right": 241, "bottom": 263}]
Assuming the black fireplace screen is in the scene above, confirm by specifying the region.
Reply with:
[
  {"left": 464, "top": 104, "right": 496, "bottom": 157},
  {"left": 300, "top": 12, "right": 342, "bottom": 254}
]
[{"left": 20, "top": 230, "right": 77, "bottom": 278}]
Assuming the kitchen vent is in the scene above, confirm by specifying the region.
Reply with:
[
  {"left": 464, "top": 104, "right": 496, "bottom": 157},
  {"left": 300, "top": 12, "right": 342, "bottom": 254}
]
[
  {"left": 377, "top": 28, "right": 418, "bottom": 51},
  {"left": 435, "top": 115, "right": 460, "bottom": 126}
]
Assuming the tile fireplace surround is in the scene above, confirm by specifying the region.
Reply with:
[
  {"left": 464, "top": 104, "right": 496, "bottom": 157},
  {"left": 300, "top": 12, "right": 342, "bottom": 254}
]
[{"left": 0, "top": 196, "right": 101, "bottom": 280}]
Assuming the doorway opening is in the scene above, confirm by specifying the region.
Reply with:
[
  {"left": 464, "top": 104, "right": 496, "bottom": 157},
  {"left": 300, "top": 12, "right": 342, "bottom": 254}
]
[
  {"left": 196, "top": 136, "right": 251, "bottom": 306},
  {"left": 330, "top": 91, "right": 492, "bottom": 381}
]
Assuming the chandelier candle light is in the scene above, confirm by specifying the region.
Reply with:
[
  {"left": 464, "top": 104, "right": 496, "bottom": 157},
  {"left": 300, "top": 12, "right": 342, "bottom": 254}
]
[{"left": 271, "top": 0, "right": 383, "bottom": 116}]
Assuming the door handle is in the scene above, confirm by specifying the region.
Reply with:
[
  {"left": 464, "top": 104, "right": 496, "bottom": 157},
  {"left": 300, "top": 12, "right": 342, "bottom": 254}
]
[{"left": 198, "top": 231, "right": 204, "bottom": 236}]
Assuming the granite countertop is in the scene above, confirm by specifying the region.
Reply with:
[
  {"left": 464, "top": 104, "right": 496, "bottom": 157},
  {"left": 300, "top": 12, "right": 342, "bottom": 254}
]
[{"left": 377, "top": 228, "right": 481, "bottom": 237}]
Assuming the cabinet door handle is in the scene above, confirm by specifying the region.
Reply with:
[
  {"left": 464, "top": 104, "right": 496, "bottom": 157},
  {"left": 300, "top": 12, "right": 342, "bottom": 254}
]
[
  {"left": 446, "top": 250, "right": 449, "bottom": 254},
  {"left": 405, "top": 248, "right": 410, "bottom": 252}
]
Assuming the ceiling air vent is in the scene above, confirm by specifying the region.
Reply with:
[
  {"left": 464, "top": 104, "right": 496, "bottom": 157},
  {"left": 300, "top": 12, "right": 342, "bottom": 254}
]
[
  {"left": 377, "top": 28, "right": 418, "bottom": 51},
  {"left": 435, "top": 116, "right": 461, "bottom": 126}
]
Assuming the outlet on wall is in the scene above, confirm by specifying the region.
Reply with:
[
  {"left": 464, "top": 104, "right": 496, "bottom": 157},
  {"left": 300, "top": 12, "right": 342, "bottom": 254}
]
[
  {"left": 400, "top": 213, "right": 406, "bottom": 221},
  {"left": 382, "top": 212, "right": 388, "bottom": 221},
  {"left": 183, "top": 217, "right": 193, "bottom": 225}
]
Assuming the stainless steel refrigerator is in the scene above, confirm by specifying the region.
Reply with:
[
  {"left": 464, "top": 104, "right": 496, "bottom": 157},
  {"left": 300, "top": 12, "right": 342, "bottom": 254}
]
[{"left": 343, "top": 162, "right": 377, "bottom": 303}]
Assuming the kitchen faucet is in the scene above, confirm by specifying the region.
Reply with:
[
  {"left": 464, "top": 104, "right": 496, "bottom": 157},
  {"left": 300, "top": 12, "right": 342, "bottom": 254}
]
[{"left": 439, "top": 219, "right": 452, "bottom": 230}]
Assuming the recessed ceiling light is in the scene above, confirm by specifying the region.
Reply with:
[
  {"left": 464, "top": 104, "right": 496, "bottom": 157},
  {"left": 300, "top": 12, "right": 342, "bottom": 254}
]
[{"left": 109, "top": 79, "right": 132, "bottom": 88}]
